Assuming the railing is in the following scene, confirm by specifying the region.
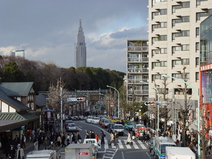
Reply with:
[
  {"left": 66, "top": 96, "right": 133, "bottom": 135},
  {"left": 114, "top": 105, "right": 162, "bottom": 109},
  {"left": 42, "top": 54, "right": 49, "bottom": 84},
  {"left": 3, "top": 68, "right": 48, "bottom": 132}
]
[
  {"left": 128, "top": 90, "right": 149, "bottom": 95},
  {"left": 128, "top": 79, "right": 148, "bottom": 83},
  {"left": 128, "top": 68, "right": 148, "bottom": 73},
  {"left": 128, "top": 46, "right": 148, "bottom": 51},
  {"left": 128, "top": 57, "right": 149, "bottom": 62}
]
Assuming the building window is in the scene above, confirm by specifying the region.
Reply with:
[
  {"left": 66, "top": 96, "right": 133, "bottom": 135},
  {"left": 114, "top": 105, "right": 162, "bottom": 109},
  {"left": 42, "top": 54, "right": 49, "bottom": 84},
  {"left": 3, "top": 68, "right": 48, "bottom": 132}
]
[
  {"left": 152, "top": 12, "right": 159, "bottom": 19},
  {"left": 172, "top": 60, "right": 181, "bottom": 67},
  {"left": 152, "top": 74, "right": 161, "bottom": 81},
  {"left": 182, "top": 59, "right": 190, "bottom": 65},
  {"left": 196, "top": 72, "right": 199, "bottom": 81},
  {"left": 160, "top": 35, "right": 167, "bottom": 41},
  {"left": 172, "top": 16, "right": 190, "bottom": 27},
  {"left": 160, "top": 61, "right": 167, "bottom": 67},
  {"left": 160, "top": 9, "right": 167, "bottom": 15},
  {"left": 152, "top": 61, "right": 167, "bottom": 69},
  {"left": 196, "top": 42, "right": 200, "bottom": 51},
  {"left": 196, "top": 57, "right": 199, "bottom": 66},
  {"left": 196, "top": 10, "right": 212, "bottom": 21},
  {"left": 196, "top": 27, "right": 199, "bottom": 36},
  {"left": 182, "top": 44, "right": 190, "bottom": 51},
  {"left": 172, "top": 30, "right": 189, "bottom": 40}
]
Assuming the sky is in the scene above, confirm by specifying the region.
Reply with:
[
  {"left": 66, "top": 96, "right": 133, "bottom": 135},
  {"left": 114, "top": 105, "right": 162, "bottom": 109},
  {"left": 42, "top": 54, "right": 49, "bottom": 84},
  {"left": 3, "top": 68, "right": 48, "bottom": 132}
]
[{"left": 0, "top": 0, "right": 148, "bottom": 73}]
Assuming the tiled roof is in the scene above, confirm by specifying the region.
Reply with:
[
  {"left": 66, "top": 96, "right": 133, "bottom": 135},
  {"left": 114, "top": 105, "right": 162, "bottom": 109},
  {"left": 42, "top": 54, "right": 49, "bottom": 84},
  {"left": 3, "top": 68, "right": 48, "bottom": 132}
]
[
  {"left": 0, "top": 89, "right": 29, "bottom": 112},
  {"left": 0, "top": 82, "right": 33, "bottom": 96}
]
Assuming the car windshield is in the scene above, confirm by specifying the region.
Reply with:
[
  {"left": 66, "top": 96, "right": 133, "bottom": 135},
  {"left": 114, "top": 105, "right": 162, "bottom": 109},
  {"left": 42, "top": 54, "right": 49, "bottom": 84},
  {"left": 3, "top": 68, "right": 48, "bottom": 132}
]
[
  {"left": 68, "top": 123, "right": 76, "bottom": 127},
  {"left": 94, "top": 117, "right": 100, "bottom": 120},
  {"left": 114, "top": 125, "right": 123, "bottom": 129},
  {"left": 85, "top": 140, "right": 96, "bottom": 144},
  {"left": 104, "top": 120, "right": 109, "bottom": 123},
  {"left": 127, "top": 122, "right": 135, "bottom": 125},
  {"left": 113, "top": 117, "right": 119, "bottom": 120}
]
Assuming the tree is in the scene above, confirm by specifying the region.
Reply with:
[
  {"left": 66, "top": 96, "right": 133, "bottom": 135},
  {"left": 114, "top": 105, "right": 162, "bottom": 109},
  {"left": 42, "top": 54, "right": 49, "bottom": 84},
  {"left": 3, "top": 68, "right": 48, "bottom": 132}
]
[
  {"left": 47, "top": 78, "right": 69, "bottom": 115},
  {"left": 3, "top": 61, "right": 25, "bottom": 82}
]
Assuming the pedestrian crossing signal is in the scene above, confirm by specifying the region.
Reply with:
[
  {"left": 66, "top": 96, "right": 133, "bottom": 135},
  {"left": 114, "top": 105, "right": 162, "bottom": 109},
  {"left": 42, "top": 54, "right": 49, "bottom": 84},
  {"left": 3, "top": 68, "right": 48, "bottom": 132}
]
[{"left": 145, "top": 101, "right": 156, "bottom": 105}]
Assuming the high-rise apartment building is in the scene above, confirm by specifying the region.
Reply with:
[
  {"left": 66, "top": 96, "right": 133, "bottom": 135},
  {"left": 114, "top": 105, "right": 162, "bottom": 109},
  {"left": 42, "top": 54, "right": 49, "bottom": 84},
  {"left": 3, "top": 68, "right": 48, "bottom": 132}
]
[
  {"left": 76, "top": 19, "right": 86, "bottom": 68},
  {"left": 126, "top": 39, "right": 149, "bottom": 103},
  {"left": 148, "top": 0, "right": 212, "bottom": 108},
  {"left": 10, "top": 50, "right": 25, "bottom": 58}
]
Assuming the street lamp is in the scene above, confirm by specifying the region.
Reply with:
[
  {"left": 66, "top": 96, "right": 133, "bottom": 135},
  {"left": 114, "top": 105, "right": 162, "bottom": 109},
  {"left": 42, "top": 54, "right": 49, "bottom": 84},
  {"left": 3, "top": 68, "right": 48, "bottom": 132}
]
[
  {"left": 60, "top": 87, "right": 63, "bottom": 134},
  {"left": 162, "top": 74, "right": 200, "bottom": 159},
  {"left": 106, "top": 85, "right": 120, "bottom": 118},
  {"left": 140, "top": 81, "right": 160, "bottom": 132}
]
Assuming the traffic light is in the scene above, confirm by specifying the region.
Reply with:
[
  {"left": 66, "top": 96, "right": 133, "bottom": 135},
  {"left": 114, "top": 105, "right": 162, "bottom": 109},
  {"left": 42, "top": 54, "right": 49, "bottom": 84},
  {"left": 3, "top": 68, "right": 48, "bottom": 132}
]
[
  {"left": 145, "top": 101, "right": 156, "bottom": 105},
  {"left": 77, "top": 97, "right": 85, "bottom": 101}
]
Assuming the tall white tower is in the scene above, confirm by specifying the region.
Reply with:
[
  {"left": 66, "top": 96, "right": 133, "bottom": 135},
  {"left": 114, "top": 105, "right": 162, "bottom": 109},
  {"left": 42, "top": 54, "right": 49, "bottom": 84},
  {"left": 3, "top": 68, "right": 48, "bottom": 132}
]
[{"left": 76, "top": 19, "right": 86, "bottom": 68}]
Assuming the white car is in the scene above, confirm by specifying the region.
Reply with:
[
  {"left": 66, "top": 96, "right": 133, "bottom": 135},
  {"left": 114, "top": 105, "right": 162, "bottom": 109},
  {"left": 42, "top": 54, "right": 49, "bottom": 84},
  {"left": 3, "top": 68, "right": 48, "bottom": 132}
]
[
  {"left": 86, "top": 116, "right": 93, "bottom": 123},
  {"left": 92, "top": 117, "right": 100, "bottom": 124},
  {"left": 113, "top": 124, "right": 124, "bottom": 136}
]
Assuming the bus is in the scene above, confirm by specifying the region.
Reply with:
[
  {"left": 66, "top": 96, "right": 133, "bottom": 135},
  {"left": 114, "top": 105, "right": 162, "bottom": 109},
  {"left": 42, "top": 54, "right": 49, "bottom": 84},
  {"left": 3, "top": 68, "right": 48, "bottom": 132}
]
[{"left": 151, "top": 136, "right": 176, "bottom": 159}]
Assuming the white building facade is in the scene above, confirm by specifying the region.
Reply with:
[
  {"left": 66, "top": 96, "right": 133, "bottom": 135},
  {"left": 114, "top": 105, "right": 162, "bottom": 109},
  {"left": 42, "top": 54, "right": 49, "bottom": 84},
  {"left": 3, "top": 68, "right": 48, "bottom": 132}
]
[
  {"left": 126, "top": 39, "right": 149, "bottom": 103},
  {"left": 148, "top": 0, "right": 212, "bottom": 107},
  {"left": 76, "top": 19, "right": 86, "bottom": 68}
]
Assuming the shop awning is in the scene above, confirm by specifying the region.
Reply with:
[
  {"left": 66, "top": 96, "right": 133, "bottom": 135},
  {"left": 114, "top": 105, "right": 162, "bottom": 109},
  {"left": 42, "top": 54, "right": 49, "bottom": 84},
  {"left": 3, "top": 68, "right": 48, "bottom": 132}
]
[{"left": 0, "top": 112, "right": 39, "bottom": 132}]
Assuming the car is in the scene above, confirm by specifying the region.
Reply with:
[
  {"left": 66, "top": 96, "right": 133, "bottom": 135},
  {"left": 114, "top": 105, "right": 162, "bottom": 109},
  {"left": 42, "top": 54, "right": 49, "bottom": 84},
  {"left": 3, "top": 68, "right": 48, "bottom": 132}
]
[
  {"left": 108, "top": 123, "right": 115, "bottom": 133},
  {"left": 135, "top": 127, "right": 149, "bottom": 140},
  {"left": 135, "top": 124, "right": 146, "bottom": 131},
  {"left": 99, "top": 118, "right": 105, "bottom": 126},
  {"left": 92, "top": 117, "right": 100, "bottom": 124},
  {"left": 66, "top": 123, "right": 79, "bottom": 132},
  {"left": 110, "top": 117, "right": 121, "bottom": 123},
  {"left": 112, "top": 124, "right": 124, "bottom": 136},
  {"left": 124, "top": 121, "right": 136, "bottom": 130},
  {"left": 86, "top": 116, "right": 93, "bottom": 123},
  {"left": 64, "top": 120, "right": 73, "bottom": 128},
  {"left": 102, "top": 119, "right": 110, "bottom": 128}
]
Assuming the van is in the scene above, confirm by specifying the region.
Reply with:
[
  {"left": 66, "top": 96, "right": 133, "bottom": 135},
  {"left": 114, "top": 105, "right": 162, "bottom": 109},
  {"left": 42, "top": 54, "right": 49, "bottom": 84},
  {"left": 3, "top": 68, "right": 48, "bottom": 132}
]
[{"left": 26, "top": 150, "right": 56, "bottom": 159}]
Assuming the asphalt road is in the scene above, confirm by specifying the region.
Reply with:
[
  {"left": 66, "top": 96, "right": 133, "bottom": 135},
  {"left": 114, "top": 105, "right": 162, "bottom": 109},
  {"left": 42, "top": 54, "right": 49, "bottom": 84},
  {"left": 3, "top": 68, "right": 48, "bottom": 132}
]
[{"left": 57, "top": 120, "right": 154, "bottom": 159}]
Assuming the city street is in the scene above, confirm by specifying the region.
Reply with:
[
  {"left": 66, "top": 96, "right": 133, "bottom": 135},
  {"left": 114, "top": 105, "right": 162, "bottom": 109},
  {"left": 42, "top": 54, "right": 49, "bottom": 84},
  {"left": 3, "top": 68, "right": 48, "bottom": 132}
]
[{"left": 55, "top": 120, "right": 152, "bottom": 159}]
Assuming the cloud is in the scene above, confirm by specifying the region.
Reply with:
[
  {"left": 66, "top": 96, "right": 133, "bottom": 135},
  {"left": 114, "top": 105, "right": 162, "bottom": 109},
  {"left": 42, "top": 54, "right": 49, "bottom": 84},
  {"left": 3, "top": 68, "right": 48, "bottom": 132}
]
[{"left": 0, "top": 0, "right": 148, "bottom": 72}]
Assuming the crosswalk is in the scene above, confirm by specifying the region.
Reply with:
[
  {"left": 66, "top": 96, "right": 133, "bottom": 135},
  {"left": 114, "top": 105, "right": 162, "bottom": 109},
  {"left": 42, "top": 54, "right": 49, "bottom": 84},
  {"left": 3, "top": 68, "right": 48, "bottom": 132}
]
[{"left": 99, "top": 139, "right": 147, "bottom": 150}]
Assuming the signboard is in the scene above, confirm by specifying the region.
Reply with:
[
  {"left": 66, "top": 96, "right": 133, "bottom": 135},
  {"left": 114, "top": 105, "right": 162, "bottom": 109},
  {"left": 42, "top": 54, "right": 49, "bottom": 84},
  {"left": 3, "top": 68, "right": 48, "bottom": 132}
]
[
  {"left": 145, "top": 101, "right": 156, "bottom": 106},
  {"left": 209, "top": 130, "right": 212, "bottom": 137},
  {"left": 110, "top": 102, "right": 114, "bottom": 107},
  {"left": 78, "top": 152, "right": 89, "bottom": 155}
]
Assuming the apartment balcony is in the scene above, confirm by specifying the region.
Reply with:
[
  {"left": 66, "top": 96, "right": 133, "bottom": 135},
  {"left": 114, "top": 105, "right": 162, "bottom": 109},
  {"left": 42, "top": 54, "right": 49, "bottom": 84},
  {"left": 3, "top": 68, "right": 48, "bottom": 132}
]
[
  {"left": 128, "top": 46, "right": 148, "bottom": 52},
  {"left": 128, "top": 68, "right": 148, "bottom": 73},
  {"left": 127, "top": 90, "right": 149, "bottom": 95},
  {"left": 128, "top": 57, "right": 149, "bottom": 63},
  {"left": 128, "top": 78, "right": 148, "bottom": 83}
]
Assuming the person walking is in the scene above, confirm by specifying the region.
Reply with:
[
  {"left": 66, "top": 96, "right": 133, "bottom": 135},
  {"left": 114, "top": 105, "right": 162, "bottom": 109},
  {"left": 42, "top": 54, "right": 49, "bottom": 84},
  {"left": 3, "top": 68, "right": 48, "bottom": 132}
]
[
  {"left": 57, "top": 135, "right": 62, "bottom": 147},
  {"left": 109, "top": 132, "right": 115, "bottom": 146},
  {"left": 61, "top": 133, "right": 66, "bottom": 147},
  {"left": 126, "top": 131, "right": 132, "bottom": 145},
  {"left": 85, "top": 131, "right": 90, "bottom": 138},
  {"left": 21, "top": 134, "right": 26, "bottom": 149},
  {"left": 100, "top": 130, "right": 105, "bottom": 145},
  {"left": 16, "top": 144, "right": 24, "bottom": 159},
  {"left": 77, "top": 132, "right": 82, "bottom": 143},
  {"left": 66, "top": 134, "right": 70, "bottom": 145},
  {"left": 8, "top": 145, "right": 16, "bottom": 159}
]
